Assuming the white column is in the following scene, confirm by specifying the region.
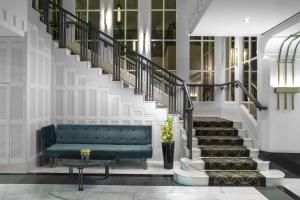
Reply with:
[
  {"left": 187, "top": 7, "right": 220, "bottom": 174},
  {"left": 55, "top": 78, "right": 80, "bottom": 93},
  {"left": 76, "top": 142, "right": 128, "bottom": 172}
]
[
  {"left": 100, "top": 0, "right": 113, "bottom": 36},
  {"left": 176, "top": 0, "right": 190, "bottom": 82},
  {"left": 214, "top": 37, "right": 224, "bottom": 106},
  {"left": 138, "top": 0, "right": 151, "bottom": 59},
  {"left": 236, "top": 37, "right": 244, "bottom": 106}
]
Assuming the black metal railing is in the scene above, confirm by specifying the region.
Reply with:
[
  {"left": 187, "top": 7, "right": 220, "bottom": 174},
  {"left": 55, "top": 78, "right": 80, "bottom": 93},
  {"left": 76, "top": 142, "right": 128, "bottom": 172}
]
[
  {"left": 187, "top": 80, "right": 267, "bottom": 111},
  {"left": 32, "top": 0, "right": 194, "bottom": 159}
]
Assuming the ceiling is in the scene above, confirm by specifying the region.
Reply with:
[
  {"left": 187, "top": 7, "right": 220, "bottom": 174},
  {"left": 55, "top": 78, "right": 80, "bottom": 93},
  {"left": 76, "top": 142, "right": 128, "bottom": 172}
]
[{"left": 191, "top": 0, "right": 300, "bottom": 36}]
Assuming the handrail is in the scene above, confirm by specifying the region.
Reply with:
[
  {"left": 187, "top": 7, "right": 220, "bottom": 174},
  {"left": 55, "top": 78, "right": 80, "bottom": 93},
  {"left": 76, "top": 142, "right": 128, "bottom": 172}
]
[
  {"left": 45, "top": 1, "right": 193, "bottom": 109},
  {"left": 48, "top": 1, "right": 186, "bottom": 83},
  {"left": 187, "top": 80, "right": 268, "bottom": 111},
  {"left": 33, "top": 0, "right": 194, "bottom": 159}
]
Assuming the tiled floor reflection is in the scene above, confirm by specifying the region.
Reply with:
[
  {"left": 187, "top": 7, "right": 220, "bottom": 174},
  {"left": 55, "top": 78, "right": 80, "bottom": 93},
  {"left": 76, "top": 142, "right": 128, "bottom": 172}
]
[
  {"left": 30, "top": 160, "right": 179, "bottom": 175},
  {"left": 0, "top": 184, "right": 270, "bottom": 200}
]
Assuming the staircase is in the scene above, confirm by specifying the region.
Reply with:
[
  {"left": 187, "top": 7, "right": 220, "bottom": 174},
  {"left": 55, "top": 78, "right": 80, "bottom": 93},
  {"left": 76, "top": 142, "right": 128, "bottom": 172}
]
[
  {"left": 174, "top": 117, "right": 285, "bottom": 186},
  {"left": 32, "top": 0, "right": 193, "bottom": 160}
]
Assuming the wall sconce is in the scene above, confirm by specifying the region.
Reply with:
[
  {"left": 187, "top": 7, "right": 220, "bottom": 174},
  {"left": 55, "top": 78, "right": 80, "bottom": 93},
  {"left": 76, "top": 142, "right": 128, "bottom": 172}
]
[
  {"left": 117, "top": 4, "right": 121, "bottom": 23},
  {"left": 143, "top": 32, "right": 146, "bottom": 53},
  {"left": 132, "top": 40, "right": 136, "bottom": 51},
  {"left": 273, "top": 32, "right": 300, "bottom": 110},
  {"left": 101, "top": 8, "right": 112, "bottom": 32},
  {"left": 104, "top": 8, "right": 107, "bottom": 30}
]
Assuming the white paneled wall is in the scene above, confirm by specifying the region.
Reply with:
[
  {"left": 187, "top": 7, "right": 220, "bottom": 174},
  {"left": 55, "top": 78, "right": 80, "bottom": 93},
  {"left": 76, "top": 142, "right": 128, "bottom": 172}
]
[
  {"left": 51, "top": 45, "right": 175, "bottom": 160},
  {"left": 26, "top": 8, "right": 52, "bottom": 169},
  {"left": 0, "top": 37, "right": 26, "bottom": 168}
]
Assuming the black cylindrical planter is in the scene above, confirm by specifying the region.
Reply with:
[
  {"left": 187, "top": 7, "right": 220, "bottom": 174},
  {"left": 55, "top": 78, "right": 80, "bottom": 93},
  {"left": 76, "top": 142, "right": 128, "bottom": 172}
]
[{"left": 162, "top": 142, "right": 175, "bottom": 169}]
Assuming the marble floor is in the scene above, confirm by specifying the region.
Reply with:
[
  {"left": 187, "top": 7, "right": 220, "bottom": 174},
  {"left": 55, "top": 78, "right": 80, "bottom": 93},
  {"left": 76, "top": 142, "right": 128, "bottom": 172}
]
[
  {"left": 0, "top": 184, "right": 270, "bottom": 200},
  {"left": 1, "top": 159, "right": 300, "bottom": 199},
  {"left": 282, "top": 178, "right": 300, "bottom": 197}
]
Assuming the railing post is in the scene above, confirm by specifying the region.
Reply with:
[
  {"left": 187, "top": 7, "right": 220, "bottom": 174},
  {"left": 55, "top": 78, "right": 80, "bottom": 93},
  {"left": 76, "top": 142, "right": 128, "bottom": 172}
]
[
  {"left": 183, "top": 90, "right": 187, "bottom": 129},
  {"left": 113, "top": 42, "right": 117, "bottom": 80},
  {"left": 187, "top": 108, "right": 193, "bottom": 159}
]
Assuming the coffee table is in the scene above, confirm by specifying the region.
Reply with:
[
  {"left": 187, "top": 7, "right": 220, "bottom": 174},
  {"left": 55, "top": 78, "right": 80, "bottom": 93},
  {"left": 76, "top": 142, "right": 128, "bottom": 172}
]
[{"left": 57, "top": 159, "right": 114, "bottom": 191}]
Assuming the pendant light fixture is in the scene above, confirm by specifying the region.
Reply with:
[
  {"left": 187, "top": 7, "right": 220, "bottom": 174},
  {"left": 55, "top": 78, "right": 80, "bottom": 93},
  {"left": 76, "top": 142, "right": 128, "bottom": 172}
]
[{"left": 117, "top": 4, "right": 121, "bottom": 23}]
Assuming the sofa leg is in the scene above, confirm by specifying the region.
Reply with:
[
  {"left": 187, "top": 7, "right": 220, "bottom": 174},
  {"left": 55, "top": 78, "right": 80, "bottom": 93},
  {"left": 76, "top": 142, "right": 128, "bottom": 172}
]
[
  {"left": 49, "top": 157, "right": 57, "bottom": 168},
  {"left": 142, "top": 159, "right": 148, "bottom": 170},
  {"left": 49, "top": 157, "right": 54, "bottom": 168},
  {"left": 111, "top": 160, "right": 116, "bottom": 169},
  {"left": 116, "top": 158, "right": 120, "bottom": 166}
]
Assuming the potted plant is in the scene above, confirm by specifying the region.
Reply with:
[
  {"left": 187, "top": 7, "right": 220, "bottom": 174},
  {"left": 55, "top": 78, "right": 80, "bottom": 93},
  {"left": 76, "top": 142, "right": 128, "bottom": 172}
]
[
  {"left": 161, "top": 115, "right": 175, "bottom": 169},
  {"left": 80, "top": 149, "right": 91, "bottom": 162}
]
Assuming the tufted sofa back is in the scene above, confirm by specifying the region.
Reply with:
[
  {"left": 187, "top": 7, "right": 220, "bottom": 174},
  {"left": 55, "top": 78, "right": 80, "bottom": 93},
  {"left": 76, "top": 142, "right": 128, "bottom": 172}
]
[{"left": 56, "top": 124, "right": 152, "bottom": 145}]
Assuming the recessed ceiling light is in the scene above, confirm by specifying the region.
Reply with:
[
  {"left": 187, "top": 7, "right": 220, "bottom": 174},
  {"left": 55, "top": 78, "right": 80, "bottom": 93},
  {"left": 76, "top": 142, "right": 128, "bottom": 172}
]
[{"left": 243, "top": 17, "right": 251, "bottom": 23}]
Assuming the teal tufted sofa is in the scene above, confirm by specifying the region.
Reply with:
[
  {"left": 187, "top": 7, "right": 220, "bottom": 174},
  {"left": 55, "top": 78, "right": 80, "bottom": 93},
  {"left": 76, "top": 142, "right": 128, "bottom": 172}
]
[{"left": 41, "top": 124, "right": 152, "bottom": 169}]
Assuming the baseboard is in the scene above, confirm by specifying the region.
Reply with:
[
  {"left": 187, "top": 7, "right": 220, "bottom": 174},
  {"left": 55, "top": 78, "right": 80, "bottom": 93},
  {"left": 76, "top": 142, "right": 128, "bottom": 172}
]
[{"left": 0, "top": 164, "right": 28, "bottom": 174}]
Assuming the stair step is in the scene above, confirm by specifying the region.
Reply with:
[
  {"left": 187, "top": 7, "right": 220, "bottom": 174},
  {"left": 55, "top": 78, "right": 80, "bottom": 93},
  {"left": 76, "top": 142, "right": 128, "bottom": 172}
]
[
  {"left": 193, "top": 117, "right": 233, "bottom": 128},
  {"left": 174, "top": 168, "right": 284, "bottom": 186},
  {"left": 207, "top": 171, "right": 266, "bottom": 186},
  {"left": 195, "top": 127, "right": 238, "bottom": 137},
  {"left": 197, "top": 136, "right": 244, "bottom": 146},
  {"left": 199, "top": 146, "right": 251, "bottom": 157},
  {"left": 181, "top": 157, "right": 270, "bottom": 171},
  {"left": 193, "top": 128, "right": 247, "bottom": 138},
  {"left": 185, "top": 146, "right": 259, "bottom": 159}
]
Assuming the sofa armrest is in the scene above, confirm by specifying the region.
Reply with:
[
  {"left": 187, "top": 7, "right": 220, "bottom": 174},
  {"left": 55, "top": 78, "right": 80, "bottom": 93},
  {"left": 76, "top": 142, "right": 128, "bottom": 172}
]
[{"left": 41, "top": 125, "right": 56, "bottom": 152}]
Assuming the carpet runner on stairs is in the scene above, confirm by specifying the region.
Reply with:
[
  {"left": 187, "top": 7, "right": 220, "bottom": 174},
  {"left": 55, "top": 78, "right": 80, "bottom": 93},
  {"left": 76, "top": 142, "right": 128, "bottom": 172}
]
[
  {"left": 174, "top": 117, "right": 285, "bottom": 187},
  {"left": 195, "top": 117, "right": 265, "bottom": 186}
]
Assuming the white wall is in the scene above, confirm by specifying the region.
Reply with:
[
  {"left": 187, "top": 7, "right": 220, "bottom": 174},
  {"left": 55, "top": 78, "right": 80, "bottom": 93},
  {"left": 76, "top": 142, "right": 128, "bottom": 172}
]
[
  {"left": 258, "top": 16, "right": 300, "bottom": 152},
  {"left": 26, "top": 7, "right": 52, "bottom": 170},
  {"left": 0, "top": 0, "right": 27, "bottom": 37},
  {"left": 50, "top": 46, "right": 175, "bottom": 160},
  {"left": 0, "top": 37, "right": 27, "bottom": 172}
]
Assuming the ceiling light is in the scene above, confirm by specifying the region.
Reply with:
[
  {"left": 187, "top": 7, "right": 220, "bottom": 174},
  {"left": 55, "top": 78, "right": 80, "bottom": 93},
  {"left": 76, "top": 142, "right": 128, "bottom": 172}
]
[{"left": 243, "top": 17, "right": 251, "bottom": 24}]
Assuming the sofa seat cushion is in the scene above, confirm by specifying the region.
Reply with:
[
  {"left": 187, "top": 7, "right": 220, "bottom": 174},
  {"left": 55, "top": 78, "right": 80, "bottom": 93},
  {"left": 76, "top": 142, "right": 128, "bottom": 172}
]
[{"left": 46, "top": 143, "right": 152, "bottom": 159}]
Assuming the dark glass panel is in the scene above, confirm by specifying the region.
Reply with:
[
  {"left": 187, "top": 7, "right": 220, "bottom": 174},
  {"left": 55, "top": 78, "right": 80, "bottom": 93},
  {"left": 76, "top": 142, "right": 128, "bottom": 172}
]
[
  {"left": 127, "top": 0, "right": 138, "bottom": 9},
  {"left": 114, "top": 0, "right": 125, "bottom": 10},
  {"left": 251, "top": 71, "right": 257, "bottom": 86},
  {"left": 113, "top": 11, "right": 125, "bottom": 39},
  {"left": 165, "top": 0, "right": 176, "bottom": 9},
  {"left": 126, "top": 11, "right": 138, "bottom": 39},
  {"left": 203, "top": 41, "right": 214, "bottom": 71},
  {"left": 243, "top": 62, "right": 249, "bottom": 71},
  {"left": 89, "top": 0, "right": 100, "bottom": 9},
  {"left": 190, "top": 41, "right": 201, "bottom": 70},
  {"left": 88, "top": 12, "right": 100, "bottom": 30},
  {"left": 76, "top": 11, "right": 87, "bottom": 22},
  {"left": 164, "top": 11, "right": 176, "bottom": 39},
  {"left": 231, "top": 67, "right": 235, "bottom": 81},
  {"left": 164, "top": 41, "right": 176, "bottom": 70},
  {"left": 151, "top": 41, "right": 163, "bottom": 66},
  {"left": 251, "top": 59, "right": 257, "bottom": 71},
  {"left": 76, "top": 0, "right": 87, "bottom": 10},
  {"left": 251, "top": 37, "right": 257, "bottom": 58},
  {"left": 152, "top": 0, "right": 163, "bottom": 9},
  {"left": 203, "top": 36, "right": 214, "bottom": 40},
  {"left": 152, "top": 11, "right": 163, "bottom": 39},
  {"left": 126, "top": 41, "right": 138, "bottom": 52}
]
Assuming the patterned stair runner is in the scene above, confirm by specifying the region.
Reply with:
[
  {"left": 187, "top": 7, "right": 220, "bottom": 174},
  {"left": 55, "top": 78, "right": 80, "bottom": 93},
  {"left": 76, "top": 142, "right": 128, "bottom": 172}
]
[{"left": 194, "top": 117, "right": 266, "bottom": 186}]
